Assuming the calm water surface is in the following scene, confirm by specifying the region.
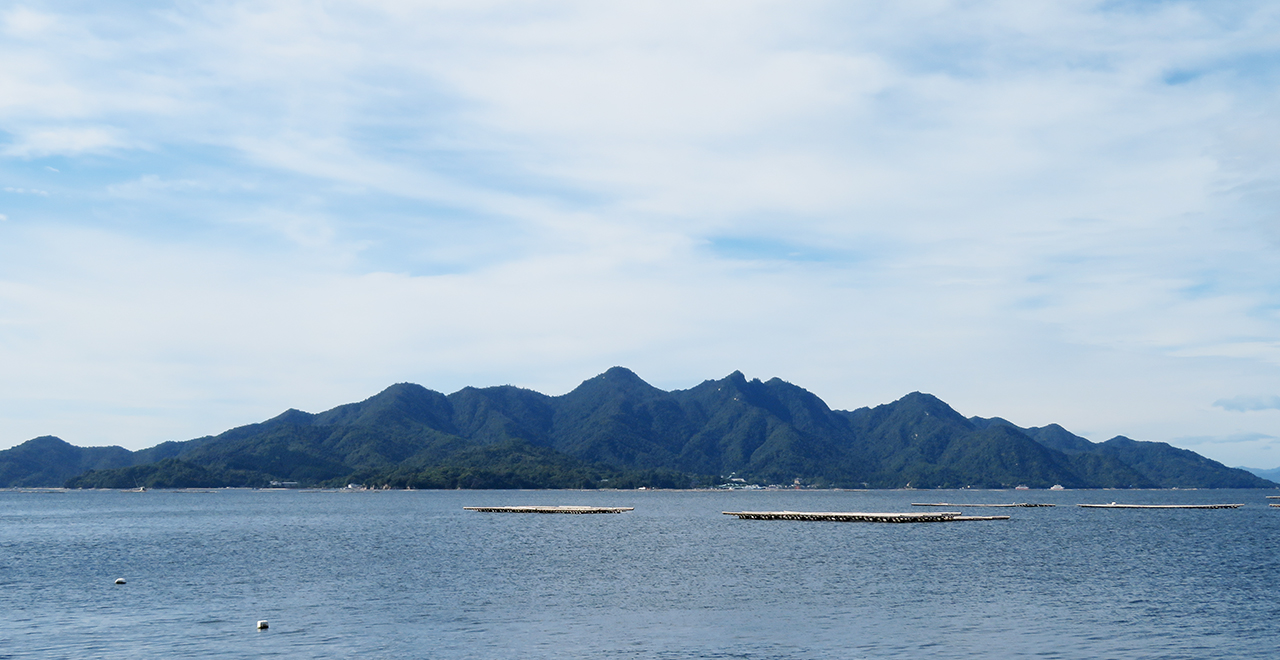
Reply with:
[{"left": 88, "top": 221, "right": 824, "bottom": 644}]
[{"left": 2, "top": 489, "right": 1278, "bottom": 659}]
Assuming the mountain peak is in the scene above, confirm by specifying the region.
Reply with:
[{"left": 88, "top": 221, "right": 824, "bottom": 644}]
[
  {"left": 900, "top": 391, "right": 943, "bottom": 403},
  {"left": 267, "top": 408, "right": 315, "bottom": 425},
  {"left": 601, "top": 366, "right": 644, "bottom": 382},
  {"left": 896, "top": 392, "right": 961, "bottom": 414},
  {"left": 24, "top": 435, "right": 72, "bottom": 448},
  {"left": 8, "top": 372, "right": 1273, "bottom": 490},
  {"left": 718, "top": 370, "right": 755, "bottom": 391},
  {"left": 588, "top": 367, "right": 658, "bottom": 392},
  {"left": 376, "top": 382, "right": 433, "bottom": 398},
  {"left": 561, "top": 367, "right": 661, "bottom": 402},
  {"left": 870, "top": 391, "right": 971, "bottom": 430}
]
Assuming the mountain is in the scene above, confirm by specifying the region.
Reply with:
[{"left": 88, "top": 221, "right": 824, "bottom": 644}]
[
  {"left": 1240, "top": 466, "right": 1280, "bottom": 482},
  {"left": 5, "top": 367, "right": 1277, "bottom": 489},
  {"left": 973, "top": 418, "right": 1269, "bottom": 488},
  {"left": 0, "top": 436, "right": 136, "bottom": 487}
]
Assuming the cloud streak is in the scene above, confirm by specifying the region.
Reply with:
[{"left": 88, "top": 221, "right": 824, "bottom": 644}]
[
  {"left": 1215, "top": 396, "right": 1280, "bottom": 412},
  {"left": 2, "top": 126, "right": 132, "bottom": 157}
]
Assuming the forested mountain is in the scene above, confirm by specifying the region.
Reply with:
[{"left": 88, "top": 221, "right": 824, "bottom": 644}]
[
  {"left": 3, "top": 367, "right": 1274, "bottom": 489},
  {"left": 0, "top": 436, "right": 135, "bottom": 487}
]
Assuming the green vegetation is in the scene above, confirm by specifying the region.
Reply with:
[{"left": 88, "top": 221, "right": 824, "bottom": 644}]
[
  {"left": 331, "top": 440, "right": 709, "bottom": 490},
  {"left": 0, "top": 436, "right": 134, "bottom": 487},
  {"left": 2, "top": 367, "right": 1274, "bottom": 490},
  {"left": 66, "top": 458, "right": 267, "bottom": 489}
]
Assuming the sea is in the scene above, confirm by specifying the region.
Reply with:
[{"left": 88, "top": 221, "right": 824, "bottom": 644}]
[{"left": 2, "top": 488, "right": 1278, "bottom": 659}]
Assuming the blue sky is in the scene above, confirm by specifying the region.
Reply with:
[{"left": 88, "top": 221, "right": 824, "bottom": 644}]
[{"left": 3, "top": 1, "right": 1280, "bottom": 468}]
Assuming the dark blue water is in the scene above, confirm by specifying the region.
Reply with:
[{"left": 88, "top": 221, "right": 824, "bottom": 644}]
[{"left": 2, "top": 489, "right": 1278, "bottom": 659}]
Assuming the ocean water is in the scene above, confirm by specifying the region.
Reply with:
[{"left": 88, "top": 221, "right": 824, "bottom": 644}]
[{"left": 1, "top": 488, "right": 1278, "bottom": 659}]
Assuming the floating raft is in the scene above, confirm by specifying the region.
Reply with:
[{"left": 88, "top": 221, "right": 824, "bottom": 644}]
[
  {"left": 1270, "top": 504, "right": 1279, "bottom": 508},
  {"left": 912, "top": 502, "right": 1055, "bottom": 508},
  {"left": 1077, "top": 503, "right": 1243, "bottom": 509},
  {"left": 722, "top": 510, "right": 1009, "bottom": 523},
  {"left": 463, "top": 506, "right": 634, "bottom": 514},
  {"left": 1267, "top": 496, "right": 1280, "bottom": 499}
]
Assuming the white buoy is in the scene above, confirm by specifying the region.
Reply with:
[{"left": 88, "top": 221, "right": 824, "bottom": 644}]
[
  {"left": 257, "top": 620, "right": 269, "bottom": 630},
  {"left": 114, "top": 578, "right": 126, "bottom": 585}
]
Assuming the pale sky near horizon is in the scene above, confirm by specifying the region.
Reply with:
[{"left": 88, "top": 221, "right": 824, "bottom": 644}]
[{"left": 3, "top": 1, "right": 1280, "bottom": 468}]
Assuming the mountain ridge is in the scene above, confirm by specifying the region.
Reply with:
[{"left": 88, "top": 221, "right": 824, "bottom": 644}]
[{"left": 3, "top": 368, "right": 1274, "bottom": 489}]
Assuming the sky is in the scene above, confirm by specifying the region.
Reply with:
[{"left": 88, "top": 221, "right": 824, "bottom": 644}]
[{"left": 2, "top": 1, "right": 1280, "bottom": 468}]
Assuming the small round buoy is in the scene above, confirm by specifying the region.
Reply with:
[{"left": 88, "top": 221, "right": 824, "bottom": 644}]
[
  {"left": 114, "top": 578, "right": 126, "bottom": 585},
  {"left": 257, "top": 620, "right": 269, "bottom": 630}
]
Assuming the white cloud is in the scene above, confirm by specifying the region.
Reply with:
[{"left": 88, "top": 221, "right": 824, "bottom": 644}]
[
  {"left": 1214, "top": 395, "right": 1280, "bottom": 412},
  {"left": 2, "top": 126, "right": 131, "bottom": 157},
  {"left": 2, "top": 1, "right": 1280, "bottom": 469},
  {"left": 105, "top": 175, "right": 208, "bottom": 199},
  {"left": 1, "top": 7, "right": 58, "bottom": 37}
]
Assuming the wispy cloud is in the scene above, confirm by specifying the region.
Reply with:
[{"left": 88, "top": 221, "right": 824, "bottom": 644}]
[
  {"left": 105, "top": 175, "right": 209, "bottom": 199},
  {"left": 3, "top": 187, "right": 48, "bottom": 196},
  {"left": 2, "top": 1, "right": 1280, "bottom": 469},
  {"left": 1214, "top": 395, "right": 1280, "bottom": 412},
  {"left": 2, "top": 127, "right": 131, "bottom": 157}
]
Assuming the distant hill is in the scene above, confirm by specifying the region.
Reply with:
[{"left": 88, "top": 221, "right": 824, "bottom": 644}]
[
  {"left": 5, "top": 367, "right": 1276, "bottom": 489},
  {"left": 0, "top": 436, "right": 136, "bottom": 487},
  {"left": 1239, "top": 466, "right": 1280, "bottom": 482},
  {"left": 972, "top": 419, "right": 1269, "bottom": 488}
]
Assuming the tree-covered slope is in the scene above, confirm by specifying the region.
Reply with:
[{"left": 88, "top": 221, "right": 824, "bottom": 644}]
[
  {"left": 1094, "top": 436, "right": 1272, "bottom": 488},
  {"left": 674, "top": 373, "right": 858, "bottom": 483},
  {"left": 971, "top": 417, "right": 1272, "bottom": 488},
  {"left": 4, "top": 367, "right": 1276, "bottom": 489},
  {"left": 0, "top": 436, "right": 136, "bottom": 487},
  {"left": 547, "top": 367, "right": 696, "bottom": 469},
  {"left": 66, "top": 458, "right": 243, "bottom": 489}
]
